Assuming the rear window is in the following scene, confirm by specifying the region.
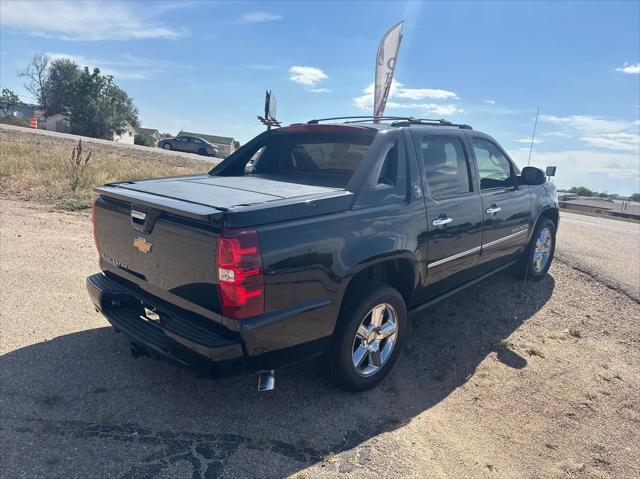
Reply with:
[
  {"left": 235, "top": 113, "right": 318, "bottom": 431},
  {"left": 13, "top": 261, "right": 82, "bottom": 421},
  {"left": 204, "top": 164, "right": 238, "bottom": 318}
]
[{"left": 233, "top": 131, "right": 375, "bottom": 188}]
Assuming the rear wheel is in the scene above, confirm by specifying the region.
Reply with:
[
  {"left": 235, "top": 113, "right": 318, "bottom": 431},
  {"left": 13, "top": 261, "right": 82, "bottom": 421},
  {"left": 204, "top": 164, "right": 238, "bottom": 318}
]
[
  {"left": 329, "top": 280, "right": 407, "bottom": 392},
  {"left": 512, "top": 217, "right": 556, "bottom": 280}
]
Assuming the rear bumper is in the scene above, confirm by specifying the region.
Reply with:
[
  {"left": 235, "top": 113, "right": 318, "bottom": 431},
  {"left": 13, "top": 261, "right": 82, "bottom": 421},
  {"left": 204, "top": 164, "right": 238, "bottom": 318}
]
[
  {"left": 87, "top": 273, "right": 245, "bottom": 377},
  {"left": 87, "top": 272, "right": 334, "bottom": 377}
]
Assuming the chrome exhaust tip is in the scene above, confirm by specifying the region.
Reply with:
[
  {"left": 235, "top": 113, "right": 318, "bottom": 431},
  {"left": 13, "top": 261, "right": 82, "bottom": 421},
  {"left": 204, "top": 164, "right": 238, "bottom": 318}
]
[{"left": 257, "top": 370, "right": 275, "bottom": 391}]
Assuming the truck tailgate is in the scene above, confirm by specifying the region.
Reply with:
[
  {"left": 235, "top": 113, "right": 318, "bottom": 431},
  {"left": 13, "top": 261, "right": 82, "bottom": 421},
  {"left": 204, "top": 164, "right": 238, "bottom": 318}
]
[{"left": 94, "top": 191, "right": 223, "bottom": 316}]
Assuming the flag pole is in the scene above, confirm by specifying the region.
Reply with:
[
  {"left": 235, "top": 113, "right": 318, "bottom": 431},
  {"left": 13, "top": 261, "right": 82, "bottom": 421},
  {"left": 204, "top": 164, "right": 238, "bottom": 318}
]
[{"left": 528, "top": 106, "right": 540, "bottom": 166}]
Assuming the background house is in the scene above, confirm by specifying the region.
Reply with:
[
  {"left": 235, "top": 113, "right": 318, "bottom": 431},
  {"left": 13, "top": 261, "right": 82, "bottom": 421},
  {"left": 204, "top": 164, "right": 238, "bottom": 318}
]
[
  {"left": 44, "top": 113, "right": 70, "bottom": 133},
  {"left": 177, "top": 130, "right": 240, "bottom": 157},
  {"left": 44, "top": 114, "right": 135, "bottom": 144},
  {"left": 1, "top": 102, "right": 43, "bottom": 120}
]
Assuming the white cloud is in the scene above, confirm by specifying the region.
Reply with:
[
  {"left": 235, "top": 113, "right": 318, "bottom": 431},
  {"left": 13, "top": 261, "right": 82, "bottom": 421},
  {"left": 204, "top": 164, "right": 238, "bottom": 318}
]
[
  {"left": 581, "top": 132, "right": 640, "bottom": 151},
  {"left": 0, "top": 1, "right": 183, "bottom": 41},
  {"left": 289, "top": 66, "right": 328, "bottom": 87},
  {"left": 353, "top": 81, "right": 462, "bottom": 116},
  {"left": 542, "top": 131, "right": 572, "bottom": 138},
  {"left": 615, "top": 62, "right": 640, "bottom": 74},
  {"left": 516, "top": 138, "right": 543, "bottom": 144},
  {"left": 308, "top": 88, "right": 332, "bottom": 94},
  {"left": 484, "top": 99, "right": 496, "bottom": 105},
  {"left": 540, "top": 114, "right": 639, "bottom": 152},
  {"left": 238, "top": 11, "right": 282, "bottom": 24},
  {"left": 47, "top": 52, "right": 184, "bottom": 81},
  {"left": 246, "top": 64, "right": 274, "bottom": 70},
  {"left": 395, "top": 87, "right": 458, "bottom": 101}
]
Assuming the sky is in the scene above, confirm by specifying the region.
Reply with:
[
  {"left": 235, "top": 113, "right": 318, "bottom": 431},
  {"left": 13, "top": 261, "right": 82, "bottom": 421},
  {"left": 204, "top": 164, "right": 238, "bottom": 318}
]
[{"left": 1, "top": 0, "right": 639, "bottom": 195}]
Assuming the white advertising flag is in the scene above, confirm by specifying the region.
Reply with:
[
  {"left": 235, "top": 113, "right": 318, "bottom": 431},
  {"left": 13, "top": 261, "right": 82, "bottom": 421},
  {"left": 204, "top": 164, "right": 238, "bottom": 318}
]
[{"left": 374, "top": 21, "right": 404, "bottom": 118}]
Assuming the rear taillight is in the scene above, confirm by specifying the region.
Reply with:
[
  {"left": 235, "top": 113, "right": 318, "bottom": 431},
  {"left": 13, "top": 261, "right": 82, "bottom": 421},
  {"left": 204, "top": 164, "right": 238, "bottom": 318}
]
[
  {"left": 217, "top": 228, "right": 264, "bottom": 319},
  {"left": 91, "top": 197, "right": 99, "bottom": 250}
]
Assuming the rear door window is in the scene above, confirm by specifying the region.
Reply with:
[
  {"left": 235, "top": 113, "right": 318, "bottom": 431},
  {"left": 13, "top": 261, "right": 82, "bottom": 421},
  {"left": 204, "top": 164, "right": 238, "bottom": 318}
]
[{"left": 421, "top": 136, "right": 473, "bottom": 199}]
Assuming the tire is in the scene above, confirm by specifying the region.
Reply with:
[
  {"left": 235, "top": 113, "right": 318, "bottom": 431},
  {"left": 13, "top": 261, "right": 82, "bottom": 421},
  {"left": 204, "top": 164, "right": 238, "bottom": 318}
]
[
  {"left": 162, "top": 143, "right": 172, "bottom": 150},
  {"left": 512, "top": 217, "right": 557, "bottom": 280},
  {"left": 198, "top": 148, "right": 207, "bottom": 156},
  {"left": 328, "top": 280, "right": 407, "bottom": 392}
]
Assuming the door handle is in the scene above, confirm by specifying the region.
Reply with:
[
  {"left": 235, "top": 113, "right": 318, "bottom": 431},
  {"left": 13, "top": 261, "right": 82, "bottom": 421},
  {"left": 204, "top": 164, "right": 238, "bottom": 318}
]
[
  {"left": 432, "top": 217, "right": 453, "bottom": 227},
  {"left": 486, "top": 206, "right": 501, "bottom": 215}
]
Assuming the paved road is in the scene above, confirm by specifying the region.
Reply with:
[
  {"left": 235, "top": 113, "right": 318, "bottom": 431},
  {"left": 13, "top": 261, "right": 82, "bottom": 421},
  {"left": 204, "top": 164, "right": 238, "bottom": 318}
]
[
  {"left": 557, "top": 211, "right": 640, "bottom": 301},
  {"left": 0, "top": 124, "right": 222, "bottom": 164}
]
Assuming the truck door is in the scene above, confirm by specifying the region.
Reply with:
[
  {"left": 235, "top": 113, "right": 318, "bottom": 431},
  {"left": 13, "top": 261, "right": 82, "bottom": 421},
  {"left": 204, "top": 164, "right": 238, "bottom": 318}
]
[
  {"left": 467, "top": 134, "right": 531, "bottom": 266},
  {"left": 412, "top": 131, "right": 483, "bottom": 298}
]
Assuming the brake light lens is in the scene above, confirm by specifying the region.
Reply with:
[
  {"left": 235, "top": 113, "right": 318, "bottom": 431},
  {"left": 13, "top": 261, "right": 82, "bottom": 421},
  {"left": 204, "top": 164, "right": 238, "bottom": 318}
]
[
  {"left": 91, "top": 197, "right": 99, "bottom": 250},
  {"left": 217, "top": 228, "right": 264, "bottom": 319}
]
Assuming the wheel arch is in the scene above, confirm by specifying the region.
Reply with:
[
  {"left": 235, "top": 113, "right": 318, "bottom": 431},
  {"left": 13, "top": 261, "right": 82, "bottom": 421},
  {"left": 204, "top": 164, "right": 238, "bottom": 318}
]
[
  {"left": 335, "top": 253, "right": 417, "bottom": 328},
  {"left": 530, "top": 207, "right": 559, "bottom": 242}
]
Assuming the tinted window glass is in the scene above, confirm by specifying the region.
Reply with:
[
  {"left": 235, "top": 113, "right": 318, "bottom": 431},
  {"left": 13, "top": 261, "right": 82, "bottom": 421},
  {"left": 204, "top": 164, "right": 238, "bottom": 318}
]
[
  {"left": 192, "top": 138, "right": 203, "bottom": 144},
  {"left": 472, "top": 138, "right": 513, "bottom": 190},
  {"left": 378, "top": 143, "right": 398, "bottom": 186},
  {"left": 248, "top": 132, "right": 375, "bottom": 188},
  {"left": 421, "top": 136, "right": 472, "bottom": 199}
]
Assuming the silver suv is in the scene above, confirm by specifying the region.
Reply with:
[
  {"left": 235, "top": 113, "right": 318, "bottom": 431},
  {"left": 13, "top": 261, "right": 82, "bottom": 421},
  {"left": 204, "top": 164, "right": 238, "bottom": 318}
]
[{"left": 158, "top": 136, "right": 220, "bottom": 157}]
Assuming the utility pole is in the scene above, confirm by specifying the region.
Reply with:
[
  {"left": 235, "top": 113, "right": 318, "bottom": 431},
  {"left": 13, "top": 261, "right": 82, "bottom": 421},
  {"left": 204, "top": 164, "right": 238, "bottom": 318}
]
[{"left": 528, "top": 106, "right": 540, "bottom": 166}]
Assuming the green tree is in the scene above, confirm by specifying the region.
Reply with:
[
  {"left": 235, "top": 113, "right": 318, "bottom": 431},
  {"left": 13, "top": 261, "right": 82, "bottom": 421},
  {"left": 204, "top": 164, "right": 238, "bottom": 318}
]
[
  {"left": 45, "top": 58, "right": 81, "bottom": 117},
  {"left": 64, "top": 67, "right": 139, "bottom": 139},
  {"left": 568, "top": 186, "right": 594, "bottom": 197},
  {"left": 630, "top": 193, "right": 640, "bottom": 202},
  {"left": 0, "top": 89, "right": 20, "bottom": 116}
]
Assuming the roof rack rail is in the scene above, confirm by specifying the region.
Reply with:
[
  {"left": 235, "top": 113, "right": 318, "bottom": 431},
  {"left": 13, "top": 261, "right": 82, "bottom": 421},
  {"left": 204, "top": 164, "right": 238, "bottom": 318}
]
[
  {"left": 306, "top": 116, "right": 472, "bottom": 130},
  {"left": 307, "top": 116, "right": 410, "bottom": 124}
]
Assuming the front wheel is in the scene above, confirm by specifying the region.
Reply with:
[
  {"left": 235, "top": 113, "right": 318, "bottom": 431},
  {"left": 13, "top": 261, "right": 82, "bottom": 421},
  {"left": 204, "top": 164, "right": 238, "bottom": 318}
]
[
  {"left": 162, "top": 143, "right": 172, "bottom": 150},
  {"left": 512, "top": 218, "right": 556, "bottom": 280},
  {"left": 328, "top": 280, "right": 407, "bottom": 392}
]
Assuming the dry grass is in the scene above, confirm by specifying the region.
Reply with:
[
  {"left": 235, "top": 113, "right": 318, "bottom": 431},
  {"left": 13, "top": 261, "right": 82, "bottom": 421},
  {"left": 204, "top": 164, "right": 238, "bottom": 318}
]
[{"left": 0, "top": 127, "right": 212, "bottom": 209}]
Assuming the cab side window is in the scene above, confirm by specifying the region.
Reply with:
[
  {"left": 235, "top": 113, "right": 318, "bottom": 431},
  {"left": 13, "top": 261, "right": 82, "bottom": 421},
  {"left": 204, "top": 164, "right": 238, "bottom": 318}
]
[
  {"left": 378, "top": 143, "right": 398, "bottom": 186},
  {"left": 421, "top": 136, "right": 472, "bottom": 199},
  {"left": 471, "top": 138, "right": 513, "bottom": 190}
]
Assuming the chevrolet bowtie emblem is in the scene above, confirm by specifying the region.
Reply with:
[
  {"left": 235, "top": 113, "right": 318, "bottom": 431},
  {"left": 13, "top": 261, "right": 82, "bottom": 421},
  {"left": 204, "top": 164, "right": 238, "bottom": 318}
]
[{"left": 133, "top": 236, "right": 152, "bottom": 254}]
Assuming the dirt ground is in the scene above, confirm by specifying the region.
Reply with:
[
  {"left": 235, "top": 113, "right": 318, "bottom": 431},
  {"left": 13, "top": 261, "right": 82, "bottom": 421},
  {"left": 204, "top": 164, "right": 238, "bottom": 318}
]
[{"left": 1, "top": 198, "right": 639, "bottom": 479}]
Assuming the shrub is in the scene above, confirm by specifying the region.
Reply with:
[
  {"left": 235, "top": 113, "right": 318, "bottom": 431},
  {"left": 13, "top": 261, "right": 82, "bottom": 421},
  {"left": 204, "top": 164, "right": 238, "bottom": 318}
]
[{"left": 134, "top": 132, "right": 156, "bottom": 147}]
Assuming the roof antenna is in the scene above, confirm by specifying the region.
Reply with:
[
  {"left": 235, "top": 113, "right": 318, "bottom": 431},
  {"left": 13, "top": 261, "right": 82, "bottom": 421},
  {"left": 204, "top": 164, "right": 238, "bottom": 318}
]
[{"left": 527, "top": 106, "right": 540, "bottom": 166}]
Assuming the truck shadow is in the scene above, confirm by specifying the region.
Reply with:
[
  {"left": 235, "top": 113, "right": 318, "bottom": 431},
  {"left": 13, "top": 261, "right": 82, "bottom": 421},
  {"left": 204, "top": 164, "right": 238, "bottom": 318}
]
[{"left": 1, "top": 271, "right": 554, "bottom": 478}]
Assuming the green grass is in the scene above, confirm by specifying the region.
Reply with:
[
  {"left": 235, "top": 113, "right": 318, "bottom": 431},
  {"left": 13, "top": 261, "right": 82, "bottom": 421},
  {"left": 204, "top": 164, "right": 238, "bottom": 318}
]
[
  {"left": 526, "top": 347, "right": 545, "bottom": 358},
  {"left": 569, "top": 328, "right": 582, "bottom": 338},
  {"left": 55, "top": 197, "right": 92, "bottom": 211}
]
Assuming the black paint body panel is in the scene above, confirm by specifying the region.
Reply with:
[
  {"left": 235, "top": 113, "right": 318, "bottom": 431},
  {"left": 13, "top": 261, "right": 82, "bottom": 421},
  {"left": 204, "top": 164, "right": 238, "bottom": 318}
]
[{"left": 89, "top": 124, "right": 558, "bottom": 375}]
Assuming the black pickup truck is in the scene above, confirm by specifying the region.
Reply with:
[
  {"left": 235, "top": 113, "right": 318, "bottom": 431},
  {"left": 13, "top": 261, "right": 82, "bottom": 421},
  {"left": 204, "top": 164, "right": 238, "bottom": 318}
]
[{"left": 87, "top": 117, "right": 559, "bottom": 392}]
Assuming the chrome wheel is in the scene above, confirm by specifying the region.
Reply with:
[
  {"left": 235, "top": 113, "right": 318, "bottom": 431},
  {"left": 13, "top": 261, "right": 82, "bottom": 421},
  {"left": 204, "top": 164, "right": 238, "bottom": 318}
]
[
  {"left": 351, "top": 303, "right": 399, "bottom": 377},
  {"left": 532, "top": 226, "right": 553, "bottom": 273}
]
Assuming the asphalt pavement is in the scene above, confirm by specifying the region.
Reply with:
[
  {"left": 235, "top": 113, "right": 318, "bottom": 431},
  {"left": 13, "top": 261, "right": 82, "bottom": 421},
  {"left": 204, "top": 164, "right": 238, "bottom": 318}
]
[{"left": 557, "top": 211, "right": 640, "bottom": 301}]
